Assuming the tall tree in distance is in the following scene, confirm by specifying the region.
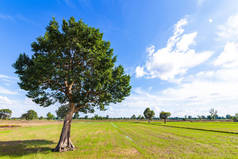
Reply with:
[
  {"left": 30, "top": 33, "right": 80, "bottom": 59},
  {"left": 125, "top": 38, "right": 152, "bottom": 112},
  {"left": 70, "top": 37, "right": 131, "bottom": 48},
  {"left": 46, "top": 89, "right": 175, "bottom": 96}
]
[
  {"left": 143, "top": 108, "right": 155, "bottom": 123},
  {"left": 209, "top": 108, "right": 218, "bottom": 120},
  {"left": 159, "top": 111, "right": 171, "bottom": 124},
  {"left": 13, "top": 17, "right": 131, "bottom": 152}
]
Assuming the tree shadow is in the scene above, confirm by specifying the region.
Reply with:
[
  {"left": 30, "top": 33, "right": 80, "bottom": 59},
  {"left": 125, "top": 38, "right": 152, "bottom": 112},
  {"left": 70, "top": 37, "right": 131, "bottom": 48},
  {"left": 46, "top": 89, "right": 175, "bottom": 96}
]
[{"left": 0, "top": 139, "right": 55, "bottom": 157}]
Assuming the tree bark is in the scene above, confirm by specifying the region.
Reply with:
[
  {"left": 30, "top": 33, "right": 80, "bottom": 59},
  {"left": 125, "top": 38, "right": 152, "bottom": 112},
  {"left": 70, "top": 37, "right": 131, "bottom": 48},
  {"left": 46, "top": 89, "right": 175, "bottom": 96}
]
[
  {"left": 53, "top": 104, "right": 75, "bottom": 152},
  {"left": 164, "top": 119, "right": 166, "bottom": 124}
]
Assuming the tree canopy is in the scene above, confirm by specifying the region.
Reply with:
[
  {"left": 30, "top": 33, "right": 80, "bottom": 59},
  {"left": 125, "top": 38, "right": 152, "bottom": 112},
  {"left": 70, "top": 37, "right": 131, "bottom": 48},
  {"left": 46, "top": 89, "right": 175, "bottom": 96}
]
[
  {"left": 143, "top": 108, "right": 155, "bottom": 123},
  {"left": 0, "top": 109, "right": 12, "bottom": 119},
  {"left": 159, "top": 111, "right": 171, "bottom": 124},
  {"left": 47, "top": 112, "right": 55, "bottom": 120},
  {"left": 13, "top": 17, "right": 131, "bottom": 112},
  {"left": 21, "top": 110, "right": 38, "bottom": 120}
]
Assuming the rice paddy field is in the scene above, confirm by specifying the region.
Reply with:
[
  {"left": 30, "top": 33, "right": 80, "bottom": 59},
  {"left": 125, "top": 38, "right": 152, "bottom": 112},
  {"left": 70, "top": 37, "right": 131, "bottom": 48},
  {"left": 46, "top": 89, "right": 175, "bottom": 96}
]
[{"left": 1, "top": 120, "right": 238, "bottom": 159}]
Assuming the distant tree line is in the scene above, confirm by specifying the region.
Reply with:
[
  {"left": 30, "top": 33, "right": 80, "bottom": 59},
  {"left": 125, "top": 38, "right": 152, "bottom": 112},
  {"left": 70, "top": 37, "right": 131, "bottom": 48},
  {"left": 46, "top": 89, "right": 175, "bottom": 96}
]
[{"left": 1, "top": 107, "right": 238, "bottom": 123}]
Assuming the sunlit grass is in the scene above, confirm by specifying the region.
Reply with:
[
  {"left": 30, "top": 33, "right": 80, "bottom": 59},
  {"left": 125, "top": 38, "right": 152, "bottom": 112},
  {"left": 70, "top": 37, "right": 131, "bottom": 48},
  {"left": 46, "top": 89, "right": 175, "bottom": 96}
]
[{"left": 0, "top": 121, "right": 238, "bottom": 159}]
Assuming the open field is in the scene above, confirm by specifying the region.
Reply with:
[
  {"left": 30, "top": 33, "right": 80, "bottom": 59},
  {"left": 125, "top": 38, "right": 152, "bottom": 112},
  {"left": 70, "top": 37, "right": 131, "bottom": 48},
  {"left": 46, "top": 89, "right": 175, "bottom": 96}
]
[{"left": 1, "top": 121, "right": 238, "bottom": 159}]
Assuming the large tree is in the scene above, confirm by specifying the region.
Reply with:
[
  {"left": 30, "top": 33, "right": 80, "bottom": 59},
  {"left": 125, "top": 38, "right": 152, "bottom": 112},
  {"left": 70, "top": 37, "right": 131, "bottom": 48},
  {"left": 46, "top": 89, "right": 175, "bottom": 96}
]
[{"left": 13, "top": 17, "right": 131, "bottom": 152}]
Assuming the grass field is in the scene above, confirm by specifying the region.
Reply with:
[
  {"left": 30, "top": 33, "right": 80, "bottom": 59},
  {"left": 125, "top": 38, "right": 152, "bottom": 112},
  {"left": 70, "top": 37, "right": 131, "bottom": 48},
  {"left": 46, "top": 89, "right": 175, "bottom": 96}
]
[{"left": 1, "top": 120, "right": 238, "bottom": 159}]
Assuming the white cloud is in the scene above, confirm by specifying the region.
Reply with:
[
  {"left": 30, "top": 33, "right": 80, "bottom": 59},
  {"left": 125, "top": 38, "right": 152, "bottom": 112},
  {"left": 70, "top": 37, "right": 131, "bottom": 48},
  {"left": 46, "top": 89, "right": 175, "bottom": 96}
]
[
  {"left": 135, "top": 66, "right": 145, "bottom": 78},
  {"left": 136, "top": 18, "right": 213, "bottom": 81},
  {"left": 176, "top": 32, "right": 197, "bottom": 52},
  {"left": 217, "top": 14, "right": 238, "bottom": 41},
  {"left": 197, "top": 0, "right": 206, "bottom": 6},
  {"left": 214, "top": 42, "right": 238, "bottom": 68},
  {"left": 0, "top": 96, "right": 13, "bottom": 105},
  {"left": 0, "top": 86, "right": 17, "bottom": 95}
]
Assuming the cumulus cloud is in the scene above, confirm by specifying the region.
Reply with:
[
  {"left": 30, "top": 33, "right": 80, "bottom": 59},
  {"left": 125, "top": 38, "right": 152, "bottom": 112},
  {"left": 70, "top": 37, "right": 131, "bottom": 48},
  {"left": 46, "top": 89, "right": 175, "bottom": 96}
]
[
  {"left": 0, "top": 86, "right": 17, "bottom": 95},
  {"left": 136, "top": 18, "right": 213, "bottom": 81},
  {"left": 0, "top": 96, "right": 13, "bottom": 105},
  {"left": 217, "top": 14, "right": 238, "bottom": 41},
  {"left": 214, "top": 42, "right": 238, "bottom": 68}
]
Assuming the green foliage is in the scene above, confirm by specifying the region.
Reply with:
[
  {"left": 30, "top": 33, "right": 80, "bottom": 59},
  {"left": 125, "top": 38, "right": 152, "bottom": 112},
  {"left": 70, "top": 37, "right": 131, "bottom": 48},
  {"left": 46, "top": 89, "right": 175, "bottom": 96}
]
[
  {"left": 143, "top": 108, "right": 155, "bottom": 122},
  {"left": 39, "top": 116, "right": 44, "bottom": 120},
  {"left": 13, "top": 17, "right": 131, "bottom": 114},
  {"left": 47, "top": 112, "right": 55, "bottom": 120},
  {"left": 0, "top": 109, "right": 12, "bottom": 119},
  {"left": 159, "top": 111, "right": 171, "bottom": 123},
  {"left": 226, "top": 114, "right": 232, "bottom": 119},
  {"left": 56, "top": 104, "right": 69, "bottom": 119},
  {"left": 131, "top": 114, "right": 136, "bottom": 119},
  {"left": 21, "top": 110, "right": 38, "bottom": 120},
  {"left": 137, "top": 115, "right": 144, "bottom": 120},
  {"left": 232, "top": 113, "right": 238, "bottom": 122}
]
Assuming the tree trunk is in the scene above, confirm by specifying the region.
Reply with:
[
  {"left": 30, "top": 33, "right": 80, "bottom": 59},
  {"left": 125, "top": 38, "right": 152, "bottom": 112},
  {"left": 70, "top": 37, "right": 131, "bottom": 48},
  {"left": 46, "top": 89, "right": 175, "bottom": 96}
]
[
  {"left": 164, "top": 119, "right": 166, "bottom": 124},
  {"left": 53, "top": 104, "right": 75, "bottom": 152}
]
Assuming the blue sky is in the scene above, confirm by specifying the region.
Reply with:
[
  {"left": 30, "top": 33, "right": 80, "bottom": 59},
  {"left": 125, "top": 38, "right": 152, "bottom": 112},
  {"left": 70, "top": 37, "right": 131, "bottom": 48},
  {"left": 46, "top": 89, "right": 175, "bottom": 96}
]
[{"left": 1, "top": 0, "right": 238, "bottom": 118}]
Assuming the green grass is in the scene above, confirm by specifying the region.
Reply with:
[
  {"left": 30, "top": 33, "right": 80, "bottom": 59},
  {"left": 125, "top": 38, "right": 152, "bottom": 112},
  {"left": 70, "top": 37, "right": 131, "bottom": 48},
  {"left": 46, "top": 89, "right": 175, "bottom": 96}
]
[{"left": 1, "top": 121, "right": 238, "bottom": 159}]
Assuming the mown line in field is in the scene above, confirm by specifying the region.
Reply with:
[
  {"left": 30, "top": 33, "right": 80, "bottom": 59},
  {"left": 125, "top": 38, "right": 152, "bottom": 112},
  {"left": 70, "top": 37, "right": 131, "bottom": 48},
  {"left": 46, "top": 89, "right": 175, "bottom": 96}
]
[{"left": 110, "top": 122, "right": 147, "bottom": 158}]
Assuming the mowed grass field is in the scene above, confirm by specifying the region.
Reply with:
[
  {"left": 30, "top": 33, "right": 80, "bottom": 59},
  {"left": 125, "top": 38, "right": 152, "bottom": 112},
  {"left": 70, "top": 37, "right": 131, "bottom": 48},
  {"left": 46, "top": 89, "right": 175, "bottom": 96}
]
[{"left": 1, "top": 121, "right": 238, "bottom": 159}]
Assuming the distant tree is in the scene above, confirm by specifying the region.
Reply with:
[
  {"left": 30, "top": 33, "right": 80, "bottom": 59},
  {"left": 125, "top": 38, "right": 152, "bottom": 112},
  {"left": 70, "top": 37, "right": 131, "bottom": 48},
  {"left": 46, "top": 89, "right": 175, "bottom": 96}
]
[
  {"left": 188, "top": 115, "right": 192, "bottom": 119},
  {"left": 137, "top": 115, "right": 143, "bottom": 120},
  {"left": 0, "top": 109, "right": 12, "bottom": 119},
  {"left": 232, "top": 113, "right": 238, "bottom": 122},
  {"left": 131, "top": 114, "right": 136, "bottom": 119},
  {"left": 209, "top": 108, "right": 218, "bottom": 120},
  {"left": 197, "top": 115, "right": 202, "bottom": 120},
  {"left": 47, "top": 112, "right": 55, "bottom": 120},
  {"left": 207, "top": 115, "right": 212, "bottom": 120},
  {"left": 160, "top": 111, "right": 171, "bottom": 124},
  {"left": 226, "top": 114, "right": 232, "bottom": 119},
  {"left": 143, "top": 108, "right": 155, "bottom": 123},
  {"left": 73, "top": 112, "right": 79, "bottom": 119},
  {"left": 56, "top": 105, "right": 69, "bottom": 119},
  {"left": 105, "top": 115, "right": 109, "bottom": 119},
  {"left": 39, "top": 116, "right": 44, "bottom": 120},
  {"left": 21, "top": 110, "right": 38, "bottom": 120},
  {"left": 84, "top": 115, "right": 88, "bottom": 119}
]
